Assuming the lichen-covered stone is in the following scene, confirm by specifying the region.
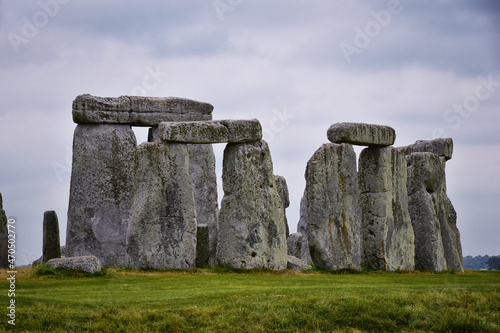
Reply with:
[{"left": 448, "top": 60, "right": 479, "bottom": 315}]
[
  {"left": 66, "top": 124, "right": 136, "bottom": 267},
  {"left": 127, "top": 142, "right": 197, "bottom": 270},
  {"left": 397, "top": 138, "right": 453, "bottom": 160},
  {"left": 158, "top": 121, "right": 229, "bottom": 143},
  {"left": 287, "top": 255, "right": 312, "bottom": 270},
  {"left": 358, "top": 147, "right": 415, "bottom": 271},
  {"left": 216, "top": 140, "right": 287, "bottom": 270},
  {"left": 275, "top": 175, "right": 290, "bottom": 237},
  {"left": 406, "top": 152, "right": 463, "bottom": 271},
  {"left": 327, "top": 122, "right": 395, "bottom": 146},
  {"left": 305, "top": 143, "right": 361, "bottom": 271},
  {"left": 218, "top": 119, "right": 262, "bottom": 143},
  {"left": 287, "top": 233, "right": 302, "bottom": 258},
  {"left": 0, "top": 193, "right": 8, "bottom": 269},
  {"left": 47, "top": 255, "right": 101, "bottom": 274},
  {"left": 297, "top": 191, "right": 312, "bottom": 264},
  {"left": 73, "top": 94, "right": 213, "bottom": 126},
  {"left": 196, "top": 225, "right": 210, "bottom": 267},
  {"left": 43, "top": 211, "right": 61, "bottom": 263}
]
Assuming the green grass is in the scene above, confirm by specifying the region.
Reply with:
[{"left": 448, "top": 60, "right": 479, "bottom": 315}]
[{"left": 0, "top": 267, "right": 499, "bottom": 332}]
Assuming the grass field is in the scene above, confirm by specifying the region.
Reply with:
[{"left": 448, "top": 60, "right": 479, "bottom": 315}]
[{"left": 0, "top": 266, "right": 499, "bottom": 332}]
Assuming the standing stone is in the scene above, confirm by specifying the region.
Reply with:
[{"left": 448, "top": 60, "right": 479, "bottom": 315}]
[
  {"left": 297, "top": 192, "right": 312, "bottom": 264},
  {"left": 304, "top": 143, "right": 361, "bottom": 271},
  {"left": 275, "top": 175, "right": 290, "bottom": 237},
  {"left": 217, "top": 140, "right": 287, "bottom": 270},
  {"left": 397, "top": 138, "right": 453, "bottom": 161},
  {"left": 358, "top": 147, "right": 415, "bottom": 271},
  {"left": 196, "top": 225, "right": 210, "bottom": 267},
  {"left": 127, "top": 142, "right": 197, "bottom": 270},
  {"left": 42, "top": 211, "right": 61, "bottom": 263},
  {"left": 66, "top": 124, "right": 136, "bottom": 267},
  {"left": 0, "top": 193, "right": 8, "bottom": 269},
  {"left": 287, "top": 233, "right": 302, "bottom": 258}
]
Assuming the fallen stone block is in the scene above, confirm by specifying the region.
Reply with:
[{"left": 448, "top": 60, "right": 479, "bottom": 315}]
[
  {"left": 47, "top": 255, "right": 102, "bottom": 274},
  {"left": 287, "top": 255, "right": 312, "bottom": 270},
  {"left": 73, "top": 94, "right": 213, "bottom": 126},
  {"left": 327, "top": 122, "right": 396, "bottom": 146}
]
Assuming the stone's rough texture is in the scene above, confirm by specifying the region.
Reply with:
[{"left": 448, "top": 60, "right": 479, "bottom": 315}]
[
  {"left": 66, "top": 124, "right": 136, "bottom": 267},
  {"left": 127, "top": 142, "right": 197, "bottom": 270},
  {"left": 275, "top": 175, "right": 290, "bottom": 237},
  {"left": 406, "top": 152, "right": 464, "bottom": 271},
  {"left": 217, "top": 140, "right": 287, "bottom": 270},
  {"left": 287, "top": 233, "right": 303, "bottom": 258},
  {"left": 47, "top": 256, "right": 102, "bottom": 274},
  {"left": 305, "top": 143, "right": 362, "bottom": 271},
  {"left": 297, "top": 192, "right": 312, "bottom": 264},
  {"left": 287, "top": 255, "right": 312, "bottom": 270},
  {"left": 397, "top": 138, "right": 453, "bottom": 161},
  {"left": 73, "top": 94, "right": 213, "bottom": 126},
  {"left": 148, "top": 127, "right": 160, "bottom": 142},
  {"left": 0, "top": 193, "right": 8, "bottom": 269},
  {"left": 187, "top": 144, "right": 219, "bottom": 264},
  {"left": 158, "top": 119, "right": 262, "bottom": 144},
  {"left": 218, "top": 119, "right": 262, "bottom": 143},
  {"left": 42, "top": 211, "right": 61, "bottom": 263},
  {"left": 358, "top": 147, "right": 415, "bottom": 271},
  {"left": 327, "top": 122, "right": 396, "bottom": 146},
  {"left": 158, "top": 121, "right": 229, "bottom": 143},
  {"left": 196, "top": 225, "right": 210, "bottom": 268}
]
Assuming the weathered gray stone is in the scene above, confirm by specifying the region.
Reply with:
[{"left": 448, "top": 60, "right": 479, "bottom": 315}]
[
  {"left": 73, "top": 94, "right": 213, "bottom": 126},
  {"left": 127, "top": 142, "right": 197, "bottom": 270},
  {"left": 297, "top": 191, "right": 312, "bottom": 264},
  {"left": 47, "top": 255, "right": 102, "bottom": 274},
  {"left": 358, "top": 147, "right": 415, "bottom": 271},
  {"left": 196, "top": 225, "right": 210, "bottom": 268},
  {"left": 0, "top": 193, "right": 8, "bottom": 269},
  {"left": 406, "top": 152, "right": 463, "bottom": 271},
  {"left": 275, "top": 175, "right": 290, "bottom": 237},
  {"left": 287, "top": 233, "right": 302, "bottom": 258},
  {"left": 42, "top": 211, "right": 61, "bottom": 263},
  {"left": 148, "top": 127, "right": 160, "bottom": 142},
  {"left": 397, "top": 138, "right": 453, "bottom": 161},
  {"left": 187, "top": 144, "right": 219, "bottom": 264},
  {"left": 304, "top": 143, "right": 361, "bottom": 271},
  {"left": 287, "top": 255, "right": 312, "bottom": 270},
  {"left": 158, "top": 121, "right": 229, "bottom": 143},
  {"left": 216, "top": 140, "right": 287, "bottom": 270},
  {"left": 218, "top": 119, "right": 262, "bottom": 143},
  {"left": 66, "top": 124, "right": 136, "bottom": 267},
  {"left": 327, "top": 122, "right": 396, "bottom": 146}
]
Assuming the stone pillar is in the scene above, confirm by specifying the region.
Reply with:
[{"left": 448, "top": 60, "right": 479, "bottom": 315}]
[
  {"left": 0, "top": 193, "right": 8, "bottom": 269},
  {"left": 358, "top": 147, "right": 415, "bottom": 271},
  {"left": 127, "top": 142, "right": 197, "bottom": 270},
  {"left": 66, "top": 124, "right": 136, "bottom": 267},
  {"left": 217, "top": 140, "right": 287, "bottom": 270},
  {"left": 275, "top": 175, "right": 290, "bottom": 237},
  {"left": 297, "top": 192, "right": 312, "bottom": 264},
  {"left": 43, "top": 211, "right": 61, "bottom": 263},
  {"left": 304, "top": 143, "right": 361, "bottom": 271}
]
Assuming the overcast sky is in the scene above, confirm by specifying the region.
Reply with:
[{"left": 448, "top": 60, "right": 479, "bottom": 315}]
[{"left": 1, "top": 0, "right": 499, "bottom": 266}]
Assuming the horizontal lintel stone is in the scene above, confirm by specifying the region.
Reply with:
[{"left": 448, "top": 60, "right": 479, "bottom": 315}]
[
  {"left": 397, "top": 138, "right": 453, "bottom": 160},
  {"left": 327, "top": 122, "right": 396, "bottom": 146},
  {"left": 72, "top": 94, "right": 213, "bottom": 126},
  {"left": 158, "top": 119, "right": 262, "bottom": 144}
]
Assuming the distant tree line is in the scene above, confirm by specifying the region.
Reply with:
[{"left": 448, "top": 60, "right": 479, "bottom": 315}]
[{"left": 463, "top": 255, "right": 500, "bottom": 270}]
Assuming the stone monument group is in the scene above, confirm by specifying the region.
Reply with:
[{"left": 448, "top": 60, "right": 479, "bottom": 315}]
[{"left": 0, "top": 94, "right": 464, "bottom": 273}]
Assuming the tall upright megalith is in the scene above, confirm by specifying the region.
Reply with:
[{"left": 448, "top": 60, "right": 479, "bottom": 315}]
[
  {"left": 275, "top": 175, "right": 290, "bottom": 237},
  {"left": 127, "top": 142, "right": 197, "bottom": 270},
  {"left": 358, "top": 147, "right": 415, "bottom": 271},
  {"left": 66, "top": 124, "right": 137, "bottom": 267},
  {"left": 304, "top": 143, "right": 361, "bottom": 271},
  {"left": 43, "top": 211, "right": 61, "bottom": 263},
  {"left": 217, "top": 140, "right": 287, "bottom": 270},
  {"left": 0, "top": 193, "right": 8, "bottom": 269}
]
